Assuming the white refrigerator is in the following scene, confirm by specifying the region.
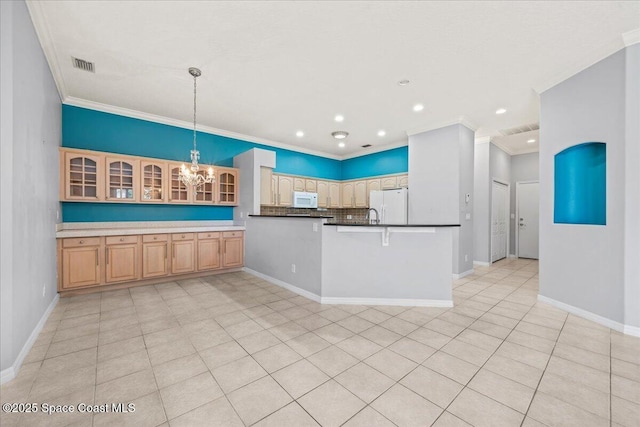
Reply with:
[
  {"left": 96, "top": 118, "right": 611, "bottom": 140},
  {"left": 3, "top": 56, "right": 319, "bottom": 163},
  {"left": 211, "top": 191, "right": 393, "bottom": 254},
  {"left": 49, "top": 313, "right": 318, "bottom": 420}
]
[{"left": 369, "top": 188, "right": 408, "bottom": 224}]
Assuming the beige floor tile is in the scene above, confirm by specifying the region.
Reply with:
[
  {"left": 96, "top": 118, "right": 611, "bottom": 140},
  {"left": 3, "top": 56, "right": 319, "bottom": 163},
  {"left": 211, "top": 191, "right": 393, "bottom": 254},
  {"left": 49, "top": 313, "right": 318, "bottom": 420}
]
[
  {"left": 253, "top": 402, "right": 320, "bottom": 427},
  {"left": 100, "top": 313, "right": 139, "bottom": 332},
  {"left": 153, "top": 353, "right": 207, "bottom": 389},
  {"left": 521, "top": 416, "right": 548, "bottom": 427},
  {"left": 468, "top": 319, "right": 512, "bottom": 339},
  {"left": 58, "top": 313, "right": 100, "bottom": 331},
  {"left": 313, "top": 323, "right": 354, "bottom": 344},
  {"left": 28, "top": 365, "right": 96, "bottom": 401},
  {"left": 95, "top": 368, "right": 157, "bottom": 403},
  {"left": 159, "top": 371, "right": 222, "bottom": 420},
  {"left": 199, "top": 341, "right": 248, "bottom": 370},
  {"left": 286, "top": 332, "right": 330, "bottom": 357},
  {"left": 515, "top": 320, "right": 561, "bottom": 341},
  {"left": 45, "top": 334, "right": 98, "bottom": 359},
  {"left": 553, "top": 342, "right": 610, "bottom": 372},
  {"left": 424, "top": 318, "right": 466, "bottom": 337},
  {"left": 406, "top": 327, "right": 451, "bottom": 349},
  {"left": 357, "top": 308, "right": 392, "bottom": 324},
  {"left": 456, "top": 329, "right": 503, "bottom": 352},
  {"left": 400, "top": 365, "right": 463, "bottom": 408},
  {"left": 441, "top": 339, "right": 493, "bottom": 367},
  {"left": 507, "top": 330, "right": 556, "bottom": 354},
  {"left": 143, "top": 326, "right": 183, "bottom": 349},
  {"left": 97, "top": 335, "right": 145, "bottom": 362},
  {"left": 360, "top": 325, "right": 403, "bottom": 347},
  {"left": 253, "top": 342, "right": 303, "bottom": 373},
  {"left": 215, "top": 310, "right": 251, "bottom": 327},
  {"left": 98, "top": 324, "right": 142, "bottom": 346},
  {"left": 422, "top": 351, "right": 480, "bottom": 385},
  {"left": 212, "top": 355, "right": 267, "bottom": 393},
  {"left": 538, "top": 371, "right": 610, "bottom": 418},
  {"left": 318, "top": 307, "right": 351, "bottom": 322},
  {"left": 483, "top": 354, "right": 543, "bottom": 388},
  {"left": 468, "top": 369, "right": 535, "bottom": 413},
  {"left": 268, "top": 321, "right": 308, "bottom": 341},
  {"left": 612, "top": 395, "right": 640, "bottom": 427},
  {"left": 307, "top": 345, "right": 359, "bottom": 377},
  {"left": 365, "top": 348, "right": 417, "bottom": 381},
  {"left": 188, "top": 328, "right": 234, "bottom": 351},
  {"left": 480, "top": 312, "right": 519, "bottom": 329},
  {"left": 52, "top": 322, "right": 99, "bottom": 343},
  {"left": 335, "top": 362, "right": 395, "bottom": 403},
  {"left": 612, "top": 358, "right": 640, "bottom": 383},
  {"left": 236, "top": 329, "right": 281, "bottom": 354},
  {"left": 40, "top": 347, "right": 97, "bottom": 373},
  {"left": 337, "top": 315, "right": 375, "bottom": 333},
  {"left": 494, "top": 341, "right": 550, "bottom": 370},
  {"left": 227, "top": 376, "right": 293, "bottom": 426},
  {"left": 298, "top": 380, "right": 366, "bottom": 427},
  {"left": 448, "top": 388, "right": 523, "bottom": 427},
  {"left": 254, "top": 312, "right": 289, "bottom": 329},
  {"left": 371, "top": 384, "right": 442, "bottom": 427},
  {"left": 378, "top": 317, "right": 420, "bottom": 336},
  {"left": 388, "top": 337, "right": 436, "bottom": 363},
  {"left": 431, "top": 411, "right": 473, "bottom": 426},
  {"left": 272, "top": 359, "right": 330, "bottom": 399},
  {"left": 94, "top": 391, "right": 166, "bottom": 427},
  {"left": 336, "top": 335, "right": 383, "bottom": 360},
  {"left": 559, "top": 329, "right": 611, "bottom": 356},
  {"left": 19, "top": 385, "right": 95, "bottom": 427},
  {"left": 294, "top": 313, "right": 333, "bottom": 331},
  {"left": 342, "top": 406, "right": 395, "bottom": 427},
  {"left": 147, "top": 337, "right": 196, "bottom": 366},
  {"left": 528, "top": 392, "right": 609, "bottom": 427},
  {"left": 169, "top": 397, "right": 243, "bottom": 427},
  {"left": 612, "top": 375, "right": 640, "bottom": 404},
  {"left": 546, "top": 355, "right": 610, "bottom": 393}
]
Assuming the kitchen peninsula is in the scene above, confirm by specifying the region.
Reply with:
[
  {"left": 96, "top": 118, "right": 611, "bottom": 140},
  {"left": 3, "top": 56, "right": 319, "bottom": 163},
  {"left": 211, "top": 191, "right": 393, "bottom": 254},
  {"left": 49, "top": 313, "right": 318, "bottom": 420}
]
[{"left": 245, "top": 215, "right": 459, "bottom": 306}]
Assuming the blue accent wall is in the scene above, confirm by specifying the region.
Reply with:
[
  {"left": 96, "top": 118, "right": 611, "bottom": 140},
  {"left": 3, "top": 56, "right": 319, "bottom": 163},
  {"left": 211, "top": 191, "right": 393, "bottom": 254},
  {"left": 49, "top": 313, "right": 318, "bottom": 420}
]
[
  {"left": 61, "top": 203, "right": 234, "bottom": 222},
  {"left": 341, "top": 146, "right": 408, "bottom": 180},
  {"left": 554, "top": 142, "right": 606, "bottom": 225}
]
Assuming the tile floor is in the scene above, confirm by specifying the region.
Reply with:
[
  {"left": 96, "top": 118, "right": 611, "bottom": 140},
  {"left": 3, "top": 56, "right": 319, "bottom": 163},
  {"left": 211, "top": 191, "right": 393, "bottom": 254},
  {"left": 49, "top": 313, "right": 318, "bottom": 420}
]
[{"left": 1, "top": 258, "right": 639, "bottom": 427}]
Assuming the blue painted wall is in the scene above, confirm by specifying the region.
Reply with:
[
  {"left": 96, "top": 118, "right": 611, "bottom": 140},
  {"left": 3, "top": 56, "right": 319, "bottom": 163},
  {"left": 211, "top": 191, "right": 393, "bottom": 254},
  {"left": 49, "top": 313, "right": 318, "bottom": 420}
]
[
  {"left": 340, "top": 146, "right": 408, "bottom": 180},
  {"left": 61, "top": 105, "right": 408, "bottom": 221},
  {"left": 554, "top": 142, "right": 606, "bottom": 225}
]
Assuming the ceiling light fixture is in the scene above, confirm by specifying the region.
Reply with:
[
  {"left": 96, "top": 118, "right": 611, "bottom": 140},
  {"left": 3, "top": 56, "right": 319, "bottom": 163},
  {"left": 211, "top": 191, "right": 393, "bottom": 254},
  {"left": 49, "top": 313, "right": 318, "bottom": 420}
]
[
  {"left": 179, "top": 67, "right": 214, "bottom": 195},
  {"left": 338, "top": 142, "right": 346, "bottom": 148},
  {"left": 413, "top": 104, "right": 424, "bottom": 112},
  {"left": 296, "top": 131, "right": 304, "bottom": 137},
  {"left": 527, "top": 139, "right": 536, "bottom": 144},
  {"left": 377, "top": 130, "right": 386, "bottom": 137},
  {"left": 331, "top": 131, "right": 349, "bottom": 140},
  {"left": 398, "top": 79, "right": 410, "bottom": 86},
  {"left": 496, "top": 108, "right": 507, "bottom": 115},
  {"left": 334, "top": 115, "right": 344, "bottom": 122}
]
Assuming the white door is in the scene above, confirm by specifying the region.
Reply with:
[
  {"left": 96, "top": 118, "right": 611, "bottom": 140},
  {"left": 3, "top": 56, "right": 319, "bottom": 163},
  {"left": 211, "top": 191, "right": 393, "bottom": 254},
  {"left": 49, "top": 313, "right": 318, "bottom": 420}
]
[
  {"left": 517, "top": 181, "right": 539, "bottom": 259},
  {"left": 491, "top": 181, "right": 509, "bottom": 262}
]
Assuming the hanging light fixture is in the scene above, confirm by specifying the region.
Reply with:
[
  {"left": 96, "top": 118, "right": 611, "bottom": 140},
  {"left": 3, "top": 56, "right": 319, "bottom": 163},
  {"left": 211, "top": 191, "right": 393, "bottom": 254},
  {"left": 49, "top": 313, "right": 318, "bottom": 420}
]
[{"left": 179, "top": 67, "right": 214, "bottom": 194}]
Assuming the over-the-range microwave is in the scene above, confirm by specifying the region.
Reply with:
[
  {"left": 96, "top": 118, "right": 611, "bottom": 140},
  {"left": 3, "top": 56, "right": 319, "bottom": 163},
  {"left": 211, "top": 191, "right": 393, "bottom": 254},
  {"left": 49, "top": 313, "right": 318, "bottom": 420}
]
[{"left": 293, "top": 191, "right": 318, "bottom": 208}]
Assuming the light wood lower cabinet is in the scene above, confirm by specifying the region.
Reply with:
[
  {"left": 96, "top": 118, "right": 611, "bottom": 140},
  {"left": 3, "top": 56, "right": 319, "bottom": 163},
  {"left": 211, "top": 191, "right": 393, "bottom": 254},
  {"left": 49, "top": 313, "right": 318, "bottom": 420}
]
[{"left": 58, "top": 230, "right": 244, "bottom": 293}]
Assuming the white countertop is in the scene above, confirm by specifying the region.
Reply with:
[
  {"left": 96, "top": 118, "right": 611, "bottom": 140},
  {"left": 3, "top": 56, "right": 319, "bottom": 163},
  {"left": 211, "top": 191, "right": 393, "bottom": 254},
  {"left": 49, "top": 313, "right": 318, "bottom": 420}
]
[{"left": 56, "top": 221, "right": 245, "bottom": 238}]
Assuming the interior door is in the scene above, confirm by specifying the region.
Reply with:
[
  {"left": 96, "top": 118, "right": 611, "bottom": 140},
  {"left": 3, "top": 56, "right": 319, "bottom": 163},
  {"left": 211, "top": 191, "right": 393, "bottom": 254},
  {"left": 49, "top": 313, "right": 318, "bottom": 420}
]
[
  {"left": 491, "top": 181, "right": 508, "bottom": 262},
  {"left": 517, "top": 181, "right": 540, "bottom": 259}
]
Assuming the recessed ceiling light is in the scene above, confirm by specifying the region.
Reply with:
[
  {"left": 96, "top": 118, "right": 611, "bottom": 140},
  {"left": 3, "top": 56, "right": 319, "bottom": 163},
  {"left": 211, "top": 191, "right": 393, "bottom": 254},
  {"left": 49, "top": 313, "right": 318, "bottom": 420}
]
[
  {"left": 295, "top": 131, "right": 304, "bottom": 137},
  {"left": 331, "top": 131, "right": 349, "bottom": 140},
  {"left": 398, "top": 79, "right": 410, "bottom": 86},
  {"left": 334, "top": 115, "right": 344, "bottom": 122},
  {"left": 377, "top": 130, "right": 386, "bottom": 137},
  {"left": 338, "top": 142, "right": 346, "bottom": 148},
  {"left": 496, "top": 108, "right": 507, "bottom": 115},
  {"left": 413, "top": 104, "right": 424, "bottom": 112},
  {"left": 527, "top": 139, "right": 536, "bottom": 144}
]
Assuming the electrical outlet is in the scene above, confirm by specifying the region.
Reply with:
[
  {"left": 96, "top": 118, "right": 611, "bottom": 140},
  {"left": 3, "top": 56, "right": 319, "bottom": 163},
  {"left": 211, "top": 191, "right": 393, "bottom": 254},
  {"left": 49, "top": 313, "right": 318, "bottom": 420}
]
[
  {"left": 56, "top": 210, "right": 60, "bottom": 220},
  {"left": 291, "top": 264, "right": 296, "bottom": 273},
  {"left": 465, "top": 213, "right": 471, "bottom": 220},
  {"left": 347, "top": 215, "right": 352, "bottom": 220},
  {"left": 42, "top": 283, "right": 46, "bottom": 297},
  {"left": 313, "top": 223, "right": 318, "bottom": 232}
]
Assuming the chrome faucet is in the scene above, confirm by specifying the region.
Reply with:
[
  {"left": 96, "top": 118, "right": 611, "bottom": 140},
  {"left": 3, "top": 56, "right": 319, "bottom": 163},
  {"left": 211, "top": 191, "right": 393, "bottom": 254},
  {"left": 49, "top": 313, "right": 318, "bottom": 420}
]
[{"left": 365, "top": 208, "right": 380, "bottom": 224}]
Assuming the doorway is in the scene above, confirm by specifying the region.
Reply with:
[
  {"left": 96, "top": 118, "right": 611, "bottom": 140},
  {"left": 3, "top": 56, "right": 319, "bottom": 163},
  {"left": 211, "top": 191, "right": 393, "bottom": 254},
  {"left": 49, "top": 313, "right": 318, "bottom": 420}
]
[
  {"left": 516, "top": 181, "right": 539, "bottom": 259},
  {"left": 491, "top": 180, "right": 509, "bottom": 263}
]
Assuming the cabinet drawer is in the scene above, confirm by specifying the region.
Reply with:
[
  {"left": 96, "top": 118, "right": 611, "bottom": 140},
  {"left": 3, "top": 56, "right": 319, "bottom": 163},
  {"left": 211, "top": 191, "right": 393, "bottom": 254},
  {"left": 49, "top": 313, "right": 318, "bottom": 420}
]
[
  {"left": 222, "top": 231, "right": 244, "bottom": 238},
  {"left": 172, "top": 233, "right": 194, "bottom": 241},
  {"left": 105, "top": 235, "right": 139, "bottom": 245},
  {"left": 197, "top": 232, "right": 220, "bottom": 240},
  {"left": 62, "top": 237, "right": 101, "bottom": 248},
  {"left": 142, "top": 234, "right": 168, "bottom": 243}
]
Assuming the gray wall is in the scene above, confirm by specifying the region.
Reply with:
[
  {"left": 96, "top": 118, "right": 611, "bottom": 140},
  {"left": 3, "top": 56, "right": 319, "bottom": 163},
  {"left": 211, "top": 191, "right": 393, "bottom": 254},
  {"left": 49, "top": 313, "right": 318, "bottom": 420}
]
[
  {"left": 1, "top": 0, "right": 61, "bottom": 373},
  {"left": 233, "top": 148, "right": 275, "bottom": 225},
  {"left": 455, "top": 126, "right": 475, "bottom": 273},
  {"left": 510, "top": 153, "right": 539, "bottom": 255},
  {"left": 473, "top": 142, "right": 490, "bottom": 263},
  {"left": 540, "top": 48, "right": 626, "bottom": 324}
]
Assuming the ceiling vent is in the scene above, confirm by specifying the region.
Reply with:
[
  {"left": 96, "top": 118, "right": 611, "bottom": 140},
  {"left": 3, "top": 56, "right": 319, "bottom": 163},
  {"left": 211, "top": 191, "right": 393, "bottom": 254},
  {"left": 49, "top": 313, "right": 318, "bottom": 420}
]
[
  {"left": 72, "top": 57, "right": 95, "bottom": 73},
  {"left": 361, "top": 144, "right": 372, "bottom": 148},
  {"left": 500, "top": 123, "right": 539, "bottom": 136}
]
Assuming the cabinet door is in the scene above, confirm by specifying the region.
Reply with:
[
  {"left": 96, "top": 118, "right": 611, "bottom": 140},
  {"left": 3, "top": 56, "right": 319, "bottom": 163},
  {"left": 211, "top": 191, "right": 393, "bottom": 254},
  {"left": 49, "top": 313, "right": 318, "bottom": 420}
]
[
  {"left": 106, "top": 157, "right": 138, "bottom": 202},
  {"left": 278, "top": 176, "right": 294, "bottom": 206},
  {"left": 106, "top": 244, "right": 138, "bottom": 283},
  {"left": 198, "top": 238, "right": 221, "bottom": 271},
  {"left": 260, "top": 167, "right": 274, "bottom": 205},
  {"left": 64, "top": 152, "right": 104, "bottom": 201},
  {"left": 328, "top": 182, "right": 341, "bottom": 208},
  {"left": 193, "top": 168, "right": 216, "bottom": 203},
  {"left": 367, "top": 179, "right": 381, "bottom": 194},
  {"left": 293, "top": 177, "right": 305, "bottom": 192},
  {"left": 354, "top": 181, "right": 368, "bottom": 207},
  {"left": 62, "top": 246, "right": 101, "bottom": 289},
  {"left": 142, "top": 242, "right": 169, "bottom": 278},
  {"left": 316, "top": 180, "right": 329, "bottom": 208},
  {"left": 169, "top": 164, "right": 191, "bottom": 203},
  {"left": 342, "top": 182, "right": 354, "bottom": 208},
  {"left": 381, "top": 176, "right": 398, "bottom": 189},
  {"left": 141, "top": 162, "right": 166, "bottom": 202},
  {"left": 398, "top": 175, "right": 408, "bottom": 188},
  {"left": 305, "top": 179, "right": 317, "bottom": 193},
  {"left": 172, "top": 240, "right": 195, "bottom": 274},
  {"left": 218, "top": 169, "right": 238, "bottom": 205},
  {"left": 222, "top": 238, "right": 244, "bottom": 268}
]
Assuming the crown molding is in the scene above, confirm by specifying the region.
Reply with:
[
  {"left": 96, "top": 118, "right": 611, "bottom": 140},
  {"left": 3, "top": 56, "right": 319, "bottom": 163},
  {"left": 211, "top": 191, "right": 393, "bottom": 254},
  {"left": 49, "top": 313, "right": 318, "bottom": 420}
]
[
  {"left": 63, "top": 97, "right": 344, "bottom": 161},
  {"left": 340, "top": 139, "right": 408, "bottom": 160},
  {"left": 25, "top": 0, "right": 66, "bottom": 102},
  {"left": 474, "top": 136, "right": 491, "bottom": 145},
  {"left": 490, "top": 139, "right": 515, "bottom": 156},
  {"left": 623, "top": 28, "right": 640, "bottom": 47},
  {"left": 405, "top": 116, "right": 478, "bottom": 137}
]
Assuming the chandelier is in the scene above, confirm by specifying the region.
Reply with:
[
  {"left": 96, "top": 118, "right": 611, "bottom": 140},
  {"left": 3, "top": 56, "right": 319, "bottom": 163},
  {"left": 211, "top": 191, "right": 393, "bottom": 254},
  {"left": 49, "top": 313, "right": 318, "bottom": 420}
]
[{"left": 179, "top": 67, "right": 214, "bottom": 194}]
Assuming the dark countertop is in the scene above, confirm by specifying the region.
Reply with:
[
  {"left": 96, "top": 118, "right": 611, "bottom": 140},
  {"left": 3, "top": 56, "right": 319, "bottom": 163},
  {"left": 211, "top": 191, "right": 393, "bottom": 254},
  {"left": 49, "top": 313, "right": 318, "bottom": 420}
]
[
  {"left": 324, "top": 223, "right": 461, "bottom": 227},
  {"left": 249, "top": 215, "right": 334, "bottom": 219}
]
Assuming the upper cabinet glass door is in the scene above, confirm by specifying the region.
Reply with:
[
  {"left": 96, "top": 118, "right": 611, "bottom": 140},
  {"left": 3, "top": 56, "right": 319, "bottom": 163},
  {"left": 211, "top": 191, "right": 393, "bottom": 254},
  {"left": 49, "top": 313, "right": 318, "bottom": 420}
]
[
  {"left": 194, "top": 169, "right": 215, "bottom": 203},
  {"left": 141, "top": 162, "right": 165, "bottom": 202},
  {"left": 169, "top": 165, "right": 190, "bottom": 203},
  {"left": 217, "top": 170, "right": 238, "bottom": 205},
  {"left": 64, "top": 152, "right": 103, "bottom": 200},
  {"left": 106, "top": 158, "right": 137, "bottom": 201}
]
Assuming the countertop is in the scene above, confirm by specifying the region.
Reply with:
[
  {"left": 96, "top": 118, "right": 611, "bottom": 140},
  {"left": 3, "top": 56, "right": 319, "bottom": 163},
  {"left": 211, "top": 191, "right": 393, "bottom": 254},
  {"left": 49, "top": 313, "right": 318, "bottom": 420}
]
[
  {"left": 56, "top": 221, "right": 245, "bottom": 238},
  {"left": 323, "top": 223, "right": 461, "bottom": 227},
  {"left": 248, "top": 215, "right": 334, "bottom": 219}
]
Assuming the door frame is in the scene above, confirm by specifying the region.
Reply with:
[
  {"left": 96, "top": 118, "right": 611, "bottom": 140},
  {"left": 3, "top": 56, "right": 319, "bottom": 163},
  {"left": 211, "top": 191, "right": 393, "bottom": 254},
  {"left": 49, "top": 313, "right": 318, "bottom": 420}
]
[
  {"left": 490, "top": 178, "right": 510, "bottom": 264},
  {"left": 515, "top": 180, "right": 539, "bottom": 259}
]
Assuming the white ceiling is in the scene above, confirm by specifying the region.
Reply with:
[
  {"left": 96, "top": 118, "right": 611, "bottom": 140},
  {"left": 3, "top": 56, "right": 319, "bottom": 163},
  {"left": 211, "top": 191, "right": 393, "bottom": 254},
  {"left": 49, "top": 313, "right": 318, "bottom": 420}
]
[{"left": 27, "top": 1, "right": 639, "bottom": 159}]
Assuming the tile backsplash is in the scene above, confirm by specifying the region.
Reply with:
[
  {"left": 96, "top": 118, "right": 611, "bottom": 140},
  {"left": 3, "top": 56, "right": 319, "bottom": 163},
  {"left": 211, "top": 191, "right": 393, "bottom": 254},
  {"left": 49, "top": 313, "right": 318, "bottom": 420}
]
[{"left": 259, "top": 206, "right": 369, "bottom": 223}]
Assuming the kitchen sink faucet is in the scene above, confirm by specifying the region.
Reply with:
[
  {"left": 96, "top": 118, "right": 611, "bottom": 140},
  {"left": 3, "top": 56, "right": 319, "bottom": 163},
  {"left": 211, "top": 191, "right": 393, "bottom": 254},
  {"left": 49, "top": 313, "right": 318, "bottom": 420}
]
[{"left": 365, "top": 208, "right": 380, "bottom": 224}]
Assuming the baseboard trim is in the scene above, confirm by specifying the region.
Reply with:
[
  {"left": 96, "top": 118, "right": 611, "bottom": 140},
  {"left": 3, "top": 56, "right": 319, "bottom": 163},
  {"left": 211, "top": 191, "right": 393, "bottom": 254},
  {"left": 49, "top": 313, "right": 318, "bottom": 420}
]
[
  {"left": 453, "top": 269, "right": 474, "bottom": 280},
  {"left": 320, "top": 297, "right": 454, "bottom": 307},
  {"left": 243, "top": 268, "right": 321, "bottom": 303},
  {"left": 508, "top": 254, "right": 517, "bottom": 259},
  {"left": 537, "top": 294, "right": 639, "bottom": 336},
  {"left": 1, "top": 294, "right": 60, "bottom": 385},
  {"left": 473, "top": 261, "right": 490, "bottom": 267}
]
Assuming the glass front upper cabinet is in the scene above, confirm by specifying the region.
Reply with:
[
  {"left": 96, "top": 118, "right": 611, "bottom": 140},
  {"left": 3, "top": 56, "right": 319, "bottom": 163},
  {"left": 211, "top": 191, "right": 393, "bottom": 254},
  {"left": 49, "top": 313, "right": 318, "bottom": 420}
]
[
  {"left": 169, "top": 164, "right": 191, "bottom": 203},
  {"left": 141, "top": 162, "right": 166, "bottom": 202},
  {"left": 106, "top": 157, "right": 138, "bottom": 201},
  {"left": 194, "top": 168, "right": 215, "bottom": 203},
  {"left": 217, "top": 169, "right": 238, "bottom": 205},
  {"left": 64, "top": 152, "right": 103, "bottom": 200}
]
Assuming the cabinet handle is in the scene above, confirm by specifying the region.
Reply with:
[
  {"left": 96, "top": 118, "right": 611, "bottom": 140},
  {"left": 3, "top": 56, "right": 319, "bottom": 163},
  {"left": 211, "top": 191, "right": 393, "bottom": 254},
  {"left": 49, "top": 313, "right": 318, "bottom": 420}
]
[
  {"left": 153, "top": 236, "right": 157, "bottom": 240},
  {"left": 96, "top": 249, "right": 99, "bottom": 266},
  {"left": 106, "top": 248, "right": 109, "bottom": 264},
  {"left": 164, "top": 245, "right": 167, "bottom": 260},
  {"left": 181, "top": 234, "right": 185, "bottom": 238},
  {"left": 119, "top": 237, "right": 124, "bottom": 242},
  {"left": 79, "top": 240, "right": 84, "bottom": 244}
]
